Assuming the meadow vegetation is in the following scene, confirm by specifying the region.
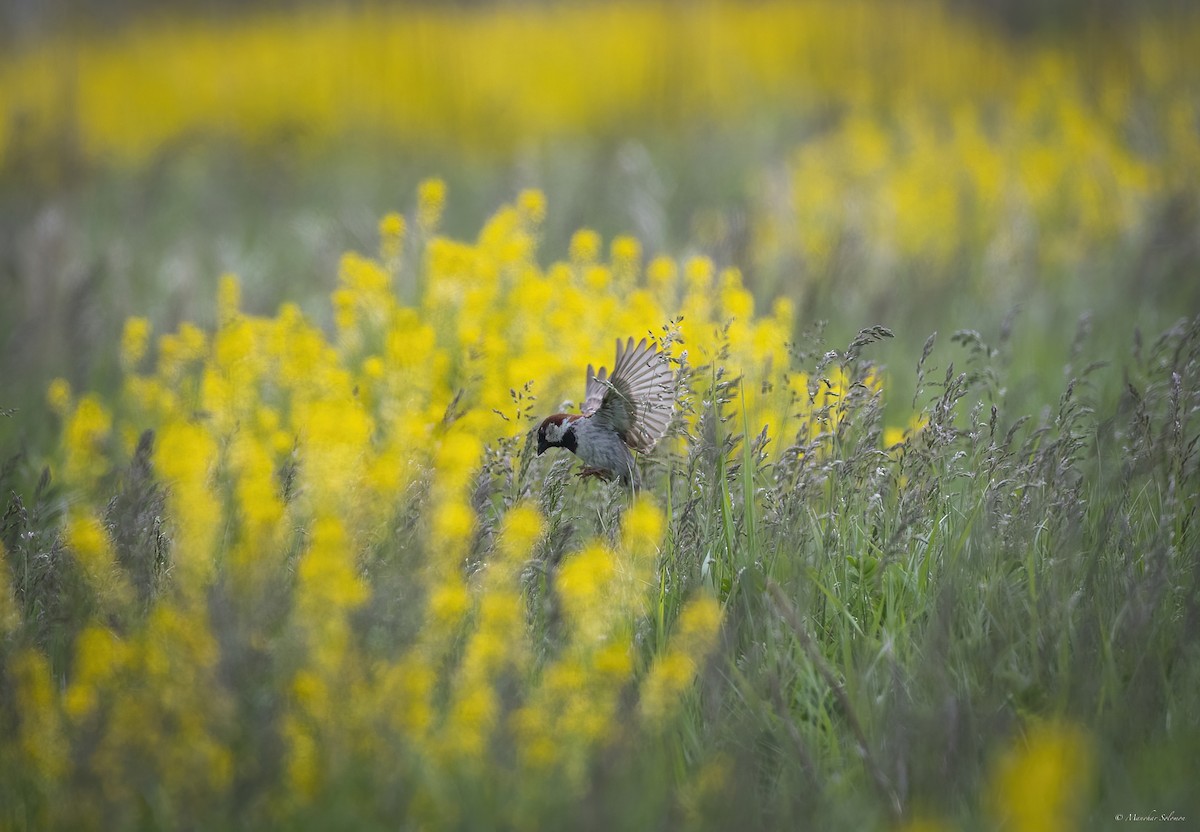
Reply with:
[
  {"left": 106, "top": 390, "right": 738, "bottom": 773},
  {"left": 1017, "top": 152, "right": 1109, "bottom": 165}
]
[{"left": 1, "top": 1, "right": 1198, "bottom": 830}]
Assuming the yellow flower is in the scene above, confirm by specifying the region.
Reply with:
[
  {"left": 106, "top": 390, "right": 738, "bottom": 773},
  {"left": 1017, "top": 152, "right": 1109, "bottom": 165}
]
[
  {"left": 333, "top": 287, "right": 357, "bottom": 333},
  {"left": 11, "top": 648, "right": 68, "bottom": 785},
  {"left": 679, "top": 753, "right": 734, "bottom": 826},
  {"left": 622, "top": 496, "right": 664, "bottom": 554},
  {"left": 298, "top": 516, "right": 368, "bottom": 613},
  {"left": 64, "top": 624, "right": 127, "bottom": 720},
  {"left": 675, "top": 593, "right": 723, "bottom": 647},
  {"left": 120, "top": 316, "right": 152, "bottom": 371},
  {"left": 0, "top": 541, "right": 20, "bottom": 636},
  {"left": 432, "top": 499, "right": 475, "bottom": 554},
  {"left": 158, "top": 321, "right": 209, "bottom": 382},
  {"left": 988, "top": 720, "right": 1094, "bottom": 832},
  {"left": 647, "top": 255, "right": 677, "bottom": 293},
  {"left": 292, "top": 669, "right": 331, "bottom": 719},
  {"left": 217, "top": 272, "right": 241, "bottom": 325},
  {"left": 445, "top": 686, "right": 497, "bottom": 760},
  {"left": 46, "top": 377, "right": 72, "bottom": 415},
  {"left": 719, "top": 268, "right": 754, "bottom": 321},
  {"left": 284, "top": 718, "right": 322, "bottom": 799},
  {"left": 558, "top": 542, "right": 619, "bottom": 645},
  {"left": 418, "top": 177, "right": 447, "bottom": 232},
  {"left": 377, "top": 655, "right": 435, "bottom": 736},
  {"left": 379, "top": 211, "right": 406, "bottom": 262},
  {"left": 361, "top": 355, "right": 386, "bottom": 383},
  {"left": 885, "top": 413, "right": 927, "bottom": 452},
  {"left": 428, "top": 578, "right": 470, "bottom": 630},
  {"left": 64, "top": 511, "right": 131, "bottom": 605},
  {"left": 593, "top": 641, "right": 633, "bottom": 680},
  {"left": 610, "top": 235, "right": 642, "bottom": 284},
  {"left": 434, "top": 431, "right": 484, "bottom": 497},
  {"left": 498, "top": 503, "right": 544, "bottom": 565},
  {"left": 517, "top": 188, "right": 547, "bottom": 226},
  {"left": 640, "top": 594, "right": 722, "bottom": 724},
  {"left": 63, "top": 394, "right": 113, "bottom": 487},
  {"left": 155, "top": 420, "right": 220, "bottom": 592},
  {"left": 569, "top": 228, "right": 601, "bottom": 265},
  {"left": 584, "top": 265, "right": 611, "bottom": 291},
  {"left": 684, "top": 256, "right": 714, "bottom": 291}
]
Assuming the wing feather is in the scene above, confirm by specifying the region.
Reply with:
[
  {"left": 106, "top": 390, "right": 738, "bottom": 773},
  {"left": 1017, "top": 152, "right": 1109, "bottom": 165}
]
[
  {"left": 592, "top": 336, "right": 675, "bottom": 452},
  {"left": 582, "top": 364, "right": 608, "bottom": 416}
]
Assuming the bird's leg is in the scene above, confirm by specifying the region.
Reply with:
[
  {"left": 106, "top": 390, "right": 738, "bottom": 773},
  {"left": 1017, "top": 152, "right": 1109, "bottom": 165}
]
[{"left": 577, "top": 467, "right": 613, "bottom": 481}]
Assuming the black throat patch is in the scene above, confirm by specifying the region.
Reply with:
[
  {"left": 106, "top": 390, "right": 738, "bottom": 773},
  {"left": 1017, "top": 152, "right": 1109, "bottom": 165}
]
[{"left": 560, "top": 425, "right": 578, "bottom": 454}]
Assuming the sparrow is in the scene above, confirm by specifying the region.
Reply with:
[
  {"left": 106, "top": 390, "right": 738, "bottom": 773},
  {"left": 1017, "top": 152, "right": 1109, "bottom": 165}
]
[{"left": 536, "top": 337, "right": 675, "bottom": 488}]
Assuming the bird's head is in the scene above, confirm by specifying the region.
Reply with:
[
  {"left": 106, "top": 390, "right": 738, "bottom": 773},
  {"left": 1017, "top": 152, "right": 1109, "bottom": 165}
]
[{"left": 536, "top": 414, "right": 577, "bottom": 455}]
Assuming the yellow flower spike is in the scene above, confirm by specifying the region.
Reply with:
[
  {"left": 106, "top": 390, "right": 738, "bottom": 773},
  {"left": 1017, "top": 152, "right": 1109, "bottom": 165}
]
[
  {"left": 62, "top": 394, "right": 113, "bottom": 489},
  {"left": 11, "top": 648, "right": 69, "bottom": 787},
  {"left": 477, "top": 204, "right": 520, "bottom": 252},
  {"left": 639, "top": 594, "right": 722, "bottom": 725},
  {"left": 376, "top": 655, "right": 435, "bottom": 737},
  {"left": 428, "top": 578, "right": 470, "bottom": 631},
  {"left": 158, "top": 321, "right": 209, "bottom": 384},
  {"left": 295, "top": 396, "right": 373, "bottom": 511},
  {"left": 292, "top": 669, "right": 331, "bottom": 720},
  {"left": 674, "top": 593, "right": 724, "bottom": 650},
  {"left": 988, "top": 720, "right": 1094, "bottom": 832},
  {"left": 217, "top": 272, "right": 242, "bottom": 326},
  {"left": 610, "top": 234, "right": 642, "bottom": 287},
  {"left": 679, "top": 753, "right": 735, "bottom": 827},
  {"left": 498, "top": 502, "right": 544, "bottom": 565},
  {"left": 119, "top": 316, "right": 152, "bottom": 371},
  {"left": 622, "top": 496, "right": 665, "bottom": 554},
  {"left": 229, "top": 436, "right": 286, "bottom": 581},
  {"left": 445, "top": 685, "right": 498, "bottom": 762},
  {"left": 611, "top": 234, "right": 642, "bottom": 265},
  {"left": 283, "top": 718, "right": 322, "bottom": 800},
  {"left": 155, "top": 420, "right": 220, "bottom": 592},
  {"left": 557, "top": 542, "right": 618, "bottom": 644},
  {"left": 0, "top": 541, "right": 20, "bottom": 636},
  {"left": 64, "top": 624, "right": 127, "bottom": 721},
  {"left": 418, "top": 177, "right": 447, "bottom": 233},
  {"left": 517, "top": 724, "right": 559, "bottom": 771},
  {"left": 378, "top": 211, "right": 406, "bottom": 262},
  {"left": 332, "top": 287, "right": 358, "bottom": 333},
  {"left": 883, "top": 426, "right": 908, "bottom": 451},
  {"left": 517, "top": 188, "right": 547, "bottom": 227},
  {"left": 338, "top": 250, "right": 391, "bottom": 296},
  {"left": 684, "top": 255, "right": 714, "bottom": 290},
  {"left": 361, "top": 355, "right": 385, "bottom": 381},
  {"left": 178, "top": 321, "right": 208, "bottom": 360},
  {"left": 46, "top": 377, "right": 72, "bottom": 416},
  {"left": 569, "top": 228, "right": 601, "bottom": 265},
  {"left": 584, "top": 264, "right": 611, "bottom": 291},
  {"left": 478, "top": 591, "right": 522, "bottom": 634},
  {"left": 298, "top": 515, "right": 368, "bottom": 614},
  {"left": 432, "top": 499, "right": 475, "bottom": 556},
  {"left": 497, "top": 229, "right": 534, "bottom": 270},
  {"left": 594, "top": 641, "right": 634, "bottom": 680},
  {"left": 433, "top": 431, "right": 484, "bottom": 497},
  {"left": 719, "top": 268, "right": 754, "bottom": 321},
  {"left": 647, "top": 255, "right": 678, "bottom": 293},
  {"left": 65, "top": 511, "right": 132, "bottom": 606}
]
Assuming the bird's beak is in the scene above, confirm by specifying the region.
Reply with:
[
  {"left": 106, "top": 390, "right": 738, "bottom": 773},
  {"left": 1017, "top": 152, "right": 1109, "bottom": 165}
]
[{"left": 537, "top": 436, "right": 549, "bottom": 455}]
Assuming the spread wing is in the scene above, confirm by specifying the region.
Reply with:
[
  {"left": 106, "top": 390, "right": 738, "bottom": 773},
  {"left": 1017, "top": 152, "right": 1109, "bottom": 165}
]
[{"left": 585, "top": 337, "right": 674, "bottom": 452}]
